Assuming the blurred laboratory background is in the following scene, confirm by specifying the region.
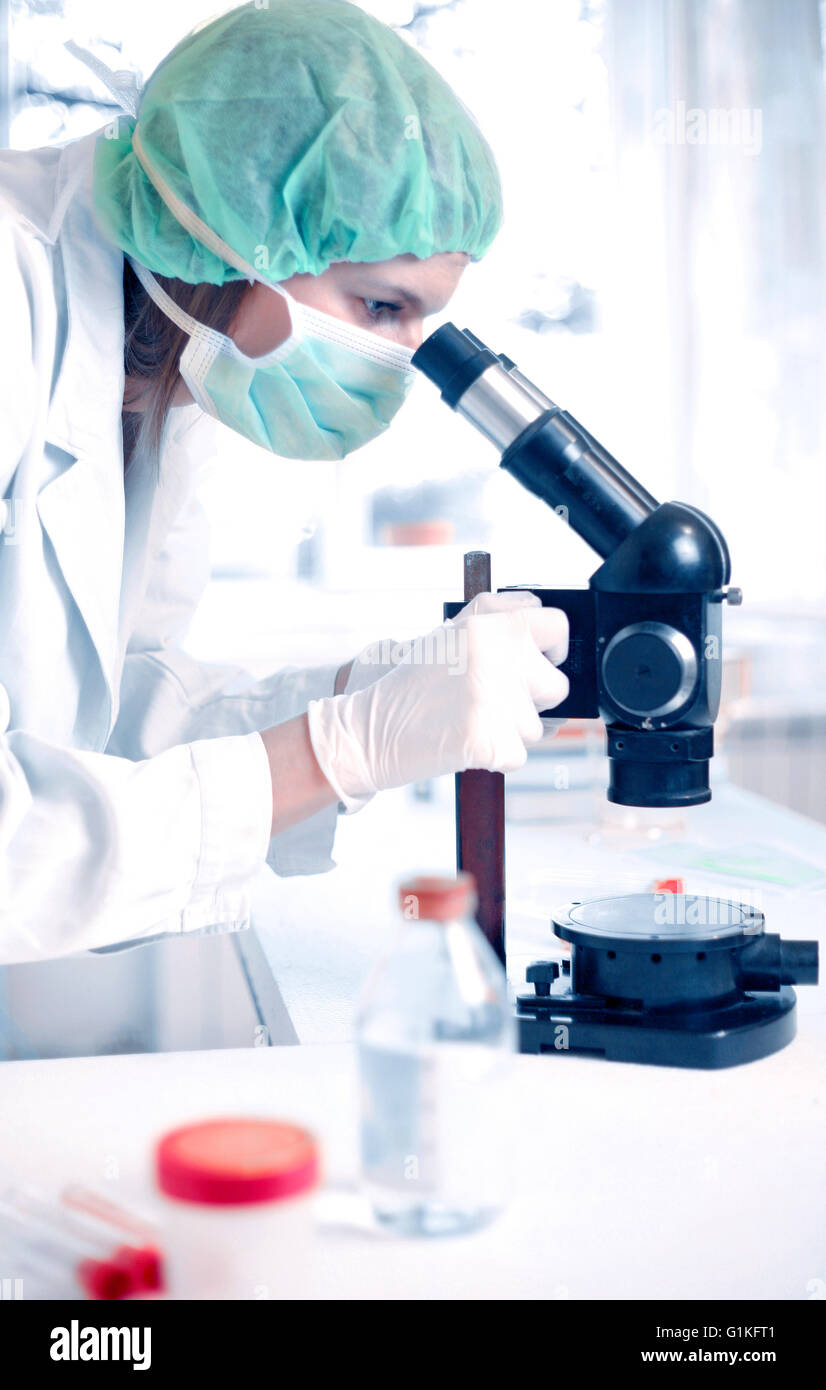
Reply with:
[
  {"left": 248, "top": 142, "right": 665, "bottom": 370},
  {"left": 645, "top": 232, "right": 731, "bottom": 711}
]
[{"left": 1, "top": 0, "right": 825, "bottom": 1058}]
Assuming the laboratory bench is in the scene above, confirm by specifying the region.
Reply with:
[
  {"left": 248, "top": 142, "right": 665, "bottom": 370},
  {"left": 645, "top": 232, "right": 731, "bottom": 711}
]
[{"left": 1, "top": 770, "right": 825, "bottom": 1299}]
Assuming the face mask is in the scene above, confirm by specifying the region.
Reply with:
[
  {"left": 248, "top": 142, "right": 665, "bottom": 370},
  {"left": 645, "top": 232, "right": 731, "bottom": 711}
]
[{"left": 130, "top": 257, "right": 415, "bottom": 460}]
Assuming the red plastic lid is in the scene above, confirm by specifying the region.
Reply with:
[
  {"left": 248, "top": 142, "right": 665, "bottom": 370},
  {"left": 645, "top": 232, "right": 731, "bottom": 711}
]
[
  {"left": 398, "top": 872, "right": 477, "bottom": 923},
  {"left": 121, "top": 1245, "right": 164, "bottom": 1293},
  {"left": 78, "top": 1255, "right": 134, "bottom": 1301},
  {"left": 652, "top": 878, "right": 685, "bottom": 895},
  {"left": 156, "top": 1119, "right": 319, "bottom": 1207}
]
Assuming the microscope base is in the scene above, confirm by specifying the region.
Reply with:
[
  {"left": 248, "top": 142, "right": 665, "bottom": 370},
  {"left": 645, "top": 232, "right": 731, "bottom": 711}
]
[{"left": 516, "top": 987, "right": 798, "bottom": 1068}]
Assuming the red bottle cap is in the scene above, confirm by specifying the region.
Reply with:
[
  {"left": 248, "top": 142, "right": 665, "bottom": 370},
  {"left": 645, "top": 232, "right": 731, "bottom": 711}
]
[
  {"left": 398, "top": 872, "right": 477, "bottom": 923},
  {"left": 156, "top": 1119, "right": 319, "bottom": 1207},
  {"left": 77, "top": 1255, "right": 134, "bottom": 1301},
  {"left": 120, "top": 1244, "right": 165, "bottom": 1292},
  {"left": 652, "top": 878, "right": 685, "bottom": 895}
]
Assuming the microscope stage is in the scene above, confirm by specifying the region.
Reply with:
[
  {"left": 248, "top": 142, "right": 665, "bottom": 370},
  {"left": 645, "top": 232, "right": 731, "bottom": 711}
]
[{"left": 517, "top": 893, "right": 814, "bottom": 1068}]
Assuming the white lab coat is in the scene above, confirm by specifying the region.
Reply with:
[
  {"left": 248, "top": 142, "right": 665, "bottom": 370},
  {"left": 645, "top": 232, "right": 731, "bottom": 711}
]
[{"left": 0, "top": 130, "right": 340, "bottom": 964}]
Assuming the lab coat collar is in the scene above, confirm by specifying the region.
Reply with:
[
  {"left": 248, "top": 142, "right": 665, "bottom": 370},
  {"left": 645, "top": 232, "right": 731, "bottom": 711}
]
[
  {"left": 37, "top": 131, "right": 128, "bottom": 723},
  {"left": 44, "top": 130, "right": 127, "bottom": 456}
]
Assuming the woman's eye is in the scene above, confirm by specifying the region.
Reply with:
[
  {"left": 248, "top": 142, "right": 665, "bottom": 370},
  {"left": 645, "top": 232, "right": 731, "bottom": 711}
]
[{"left": 362, "top": 298, "right": 403, "bottom": 321}]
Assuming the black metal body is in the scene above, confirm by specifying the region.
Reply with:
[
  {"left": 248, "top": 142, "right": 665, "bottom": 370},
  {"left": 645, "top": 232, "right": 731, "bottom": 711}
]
[{"left": 445, "top": 498, "right": 729, "bottom": 808}]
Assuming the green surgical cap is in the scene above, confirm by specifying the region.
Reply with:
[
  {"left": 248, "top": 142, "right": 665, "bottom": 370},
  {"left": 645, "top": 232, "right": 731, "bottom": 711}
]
[{"left": 93, "top": 0, "right": 503, "bottom": 284}]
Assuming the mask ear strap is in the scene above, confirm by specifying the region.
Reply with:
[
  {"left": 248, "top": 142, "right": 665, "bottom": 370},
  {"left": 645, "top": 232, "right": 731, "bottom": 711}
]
[
  {"left": 129, "top": 256, "right": 304, "bottom": 381},
  {"left": 127, "top": 257, "right": 222, "bottom": 418},
  {"left": 128, "top": 257, "right": 204, "bottom": 339}
]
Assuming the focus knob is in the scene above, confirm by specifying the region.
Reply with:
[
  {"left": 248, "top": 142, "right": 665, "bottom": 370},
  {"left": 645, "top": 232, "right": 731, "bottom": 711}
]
[{"left": 601, "top": 622, "right": 698, "bottom": 719}]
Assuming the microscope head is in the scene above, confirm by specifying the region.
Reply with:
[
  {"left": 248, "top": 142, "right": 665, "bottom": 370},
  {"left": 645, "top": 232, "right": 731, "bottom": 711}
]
[{"left": 415, "top": 323, "right": 741, "bottom": 809}]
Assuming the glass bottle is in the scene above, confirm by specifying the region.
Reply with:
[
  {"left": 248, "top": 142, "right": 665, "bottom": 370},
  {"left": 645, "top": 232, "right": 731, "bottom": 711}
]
[{"left": 356, "top": 872, "right": 514, "bottom": 1237}]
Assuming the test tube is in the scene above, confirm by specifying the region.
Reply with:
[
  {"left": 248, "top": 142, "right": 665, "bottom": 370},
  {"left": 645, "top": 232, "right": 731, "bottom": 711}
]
[
  {"left": 0, "top": 1200, "right": 135, "bottom": 1300},
  {"left": 61, "top": 1185, "right": 163, "bottom": 1292}
]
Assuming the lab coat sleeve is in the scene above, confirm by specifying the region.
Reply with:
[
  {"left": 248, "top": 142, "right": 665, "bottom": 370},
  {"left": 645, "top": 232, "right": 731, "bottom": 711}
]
[
  {"left": 107, "top": 482, "right": 341, "bottom": 877},
  {"left": 0, "top": 726, "right": 273, "bottom": 963}
]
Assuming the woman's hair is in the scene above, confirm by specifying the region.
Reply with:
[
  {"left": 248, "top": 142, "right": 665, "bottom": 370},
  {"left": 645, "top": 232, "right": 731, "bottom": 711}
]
[{"left": 121, "top": 260, "right": 249, "bottom": 468}]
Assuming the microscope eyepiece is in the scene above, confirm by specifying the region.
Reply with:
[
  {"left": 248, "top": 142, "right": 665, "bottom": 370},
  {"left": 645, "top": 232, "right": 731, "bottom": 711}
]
[{"left": 411, "top": 323, "right": 499, "bottom": 409}]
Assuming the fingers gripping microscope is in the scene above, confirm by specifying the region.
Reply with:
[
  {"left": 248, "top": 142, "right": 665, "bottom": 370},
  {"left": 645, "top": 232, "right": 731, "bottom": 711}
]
[{"left": 412, "top": 324, "right": 819, "bottom": 1068}]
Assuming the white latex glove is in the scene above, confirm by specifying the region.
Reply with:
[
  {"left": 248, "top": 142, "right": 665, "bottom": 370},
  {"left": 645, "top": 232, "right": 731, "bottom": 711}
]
[
  {"left": 341, "top": 592, "right": 530, "bottom": 695},
  {"left": 341, "top": 640, "right": 401, "bottom": 696},
  {"left": 307, "top": 591, "right": 569, "bottom": 812}
]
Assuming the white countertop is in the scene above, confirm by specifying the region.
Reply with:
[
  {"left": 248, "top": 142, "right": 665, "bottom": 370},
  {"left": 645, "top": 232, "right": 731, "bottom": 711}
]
[{"left": 2, "top": 1037, "right": 825, "bottom": 1301}]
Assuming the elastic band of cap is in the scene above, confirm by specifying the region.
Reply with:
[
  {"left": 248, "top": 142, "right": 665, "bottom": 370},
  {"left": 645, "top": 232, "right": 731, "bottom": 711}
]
[{"left": 132, "top": 124, "right": 260, "bottom": 284}]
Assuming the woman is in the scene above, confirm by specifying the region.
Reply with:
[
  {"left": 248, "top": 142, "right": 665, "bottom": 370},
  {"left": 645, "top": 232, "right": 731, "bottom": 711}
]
[{"left": 0, "top": 0, "right": 567, "bottom": 961}]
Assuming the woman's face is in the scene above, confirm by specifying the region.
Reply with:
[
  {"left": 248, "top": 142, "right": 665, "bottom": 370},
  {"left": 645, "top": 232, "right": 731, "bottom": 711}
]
[{"left": 231, "top": 250, "right": 470, "bottom": 357}]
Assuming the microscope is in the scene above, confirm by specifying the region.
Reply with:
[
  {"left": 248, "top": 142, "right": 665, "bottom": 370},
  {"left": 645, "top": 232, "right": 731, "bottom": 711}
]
[{"left": 412, "top": 324, "right": 819, "bottom": 1068}]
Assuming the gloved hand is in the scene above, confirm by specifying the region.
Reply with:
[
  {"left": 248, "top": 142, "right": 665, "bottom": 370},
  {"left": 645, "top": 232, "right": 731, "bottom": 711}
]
[
  {"left": 307, "top": 591, "right": 569, "bottom": 812},
  {"left": 339, "top": 590, "right": 538, "bottom": 695}
]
